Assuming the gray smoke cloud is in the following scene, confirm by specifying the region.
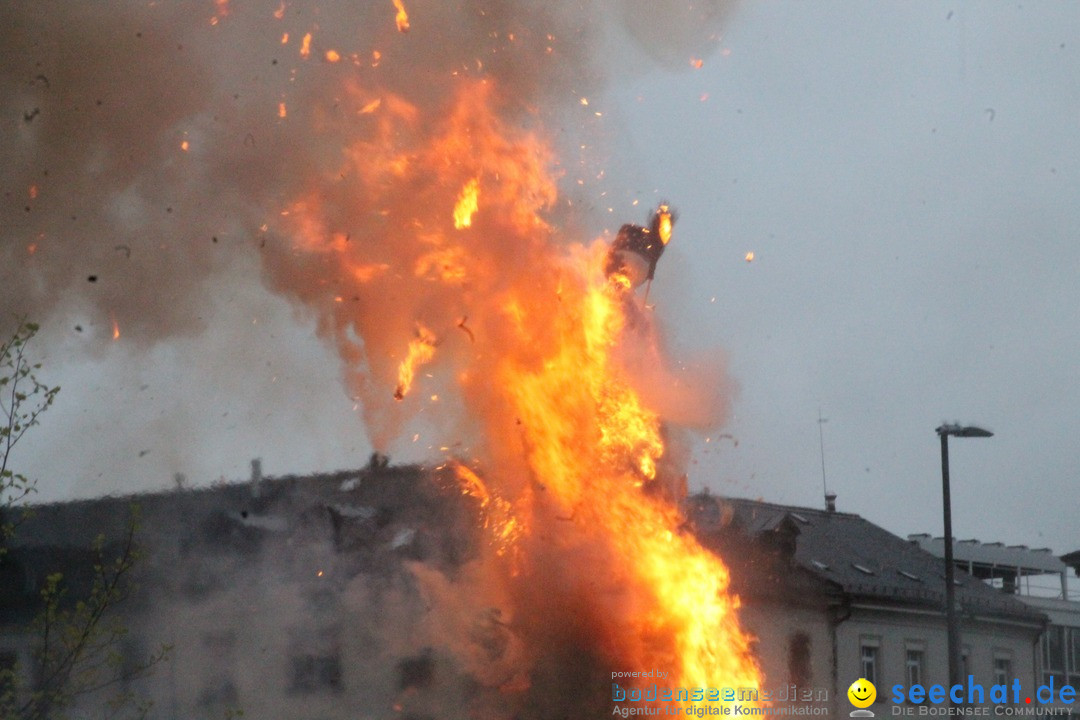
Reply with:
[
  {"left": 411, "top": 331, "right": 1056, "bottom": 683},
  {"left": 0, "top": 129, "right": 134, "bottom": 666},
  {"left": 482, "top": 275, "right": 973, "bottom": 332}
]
[{"left": 1, "top": 0, "right": 732, "bottom": 340}]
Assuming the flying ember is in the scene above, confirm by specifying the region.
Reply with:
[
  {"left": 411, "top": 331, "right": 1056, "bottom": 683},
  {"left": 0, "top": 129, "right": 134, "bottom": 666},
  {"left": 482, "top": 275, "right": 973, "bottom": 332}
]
[
  {"left": 393, "top": 323, "right": 437, "bottom": 401},
  {"left": 392, "top": 0, "right": 410, "bottom": 33}
]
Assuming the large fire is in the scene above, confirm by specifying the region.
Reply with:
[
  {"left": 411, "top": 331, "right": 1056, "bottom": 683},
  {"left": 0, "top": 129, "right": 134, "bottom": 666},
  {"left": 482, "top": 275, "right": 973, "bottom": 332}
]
[
  {"left": 3, "top": 0, "right": 762, "bottom": 711},
  {"left": 276, "top": 67, "right": 761, "bottom": 709}
]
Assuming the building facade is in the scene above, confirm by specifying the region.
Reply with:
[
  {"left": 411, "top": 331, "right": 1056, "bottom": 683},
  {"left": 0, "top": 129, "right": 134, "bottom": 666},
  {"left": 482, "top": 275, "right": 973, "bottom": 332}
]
[
  {"left": 687, "top": 495, "right": 1047, "bottom": 714},
  {"left": 912, "top": 534, "right": 1080, "bottom": 708},
  {"left": 1, "top": 469, "right": 1056, "bottom": 718}
]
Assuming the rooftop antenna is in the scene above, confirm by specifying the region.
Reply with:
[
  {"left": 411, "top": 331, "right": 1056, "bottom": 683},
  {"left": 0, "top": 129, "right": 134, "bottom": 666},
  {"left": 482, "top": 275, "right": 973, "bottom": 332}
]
[{"left": 818, "top": 409, "right": 832, "bottom": 510}]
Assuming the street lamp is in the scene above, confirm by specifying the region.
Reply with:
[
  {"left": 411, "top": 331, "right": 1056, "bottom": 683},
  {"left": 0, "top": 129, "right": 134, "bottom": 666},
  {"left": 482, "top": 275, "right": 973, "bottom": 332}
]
[{"left": 936, "top": 423, "right": 993, "bottom": 694}]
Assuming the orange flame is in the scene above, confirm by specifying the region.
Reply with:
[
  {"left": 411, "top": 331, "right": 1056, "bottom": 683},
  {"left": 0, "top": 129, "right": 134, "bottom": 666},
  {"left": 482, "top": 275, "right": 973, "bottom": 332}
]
[
  {"left": 495, "top": 245, "right": 759, "bottom": 692},
  {"left": 111, "top": 316, "right": 120, "bottom": 340},
  {"left": 392, "top": 0, "right": 410, "bottom": 33},
  {"left": 299, "top": 31, "right": 312, "bottom": 59},
  {"left": 657, "top": 204, "right": 673, "bottom": 245},
  {"left": 393, "top": 323, "right": 437, "bottom": 400},
  {"left": 452, "top": 463, "right": 525, "bottom": 565},
  {"left": 452, "top": 177, "right": 480, "bottom": 229}
]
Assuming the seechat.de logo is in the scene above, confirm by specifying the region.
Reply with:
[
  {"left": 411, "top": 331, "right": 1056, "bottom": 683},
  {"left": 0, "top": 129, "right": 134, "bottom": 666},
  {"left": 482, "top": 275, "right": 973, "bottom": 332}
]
[{"left": 848, "top": 678, "right": 877, "bottom": 718}]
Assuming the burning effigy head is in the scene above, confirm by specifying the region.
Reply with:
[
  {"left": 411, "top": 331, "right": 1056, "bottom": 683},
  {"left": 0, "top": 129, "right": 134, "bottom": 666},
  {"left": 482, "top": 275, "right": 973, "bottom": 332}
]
[{"left": 604, "top": 203, "right": 677, "bottom": 291}]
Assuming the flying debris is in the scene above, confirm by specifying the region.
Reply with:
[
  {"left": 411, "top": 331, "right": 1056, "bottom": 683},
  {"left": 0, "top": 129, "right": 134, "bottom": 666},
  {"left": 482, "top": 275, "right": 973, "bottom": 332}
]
[
  {"left": 456, "top": 316, "right": 475, "bottom": 343},
  {"left": 392, "top": 0, "right": 410, "bottom": 33},
  {"left": 605, "top": 203, "right": 676, "bottom": 291}
]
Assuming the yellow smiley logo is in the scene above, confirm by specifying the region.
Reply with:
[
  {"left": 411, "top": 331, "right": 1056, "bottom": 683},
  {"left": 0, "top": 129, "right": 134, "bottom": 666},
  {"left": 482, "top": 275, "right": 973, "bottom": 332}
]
[{"left": 847, "top": 678, "right": 876, "bottom": 708}]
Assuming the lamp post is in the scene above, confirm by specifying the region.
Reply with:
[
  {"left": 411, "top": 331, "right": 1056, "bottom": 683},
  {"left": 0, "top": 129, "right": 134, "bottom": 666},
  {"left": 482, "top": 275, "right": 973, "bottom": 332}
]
[{"left": 936, "top": 423, "right": 993, "bottom": 694}]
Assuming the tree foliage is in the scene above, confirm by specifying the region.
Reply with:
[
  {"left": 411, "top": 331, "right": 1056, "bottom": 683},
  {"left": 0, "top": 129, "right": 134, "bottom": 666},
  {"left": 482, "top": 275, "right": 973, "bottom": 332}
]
[
  {"left": 0, "top": 321, "right": 171, "bottom": 720},
  {"left": 0, "top": 320, "right": 60, "bottom": 523},
  {"left": 0, "top": 515, "right": 169, "bottom": 720}
]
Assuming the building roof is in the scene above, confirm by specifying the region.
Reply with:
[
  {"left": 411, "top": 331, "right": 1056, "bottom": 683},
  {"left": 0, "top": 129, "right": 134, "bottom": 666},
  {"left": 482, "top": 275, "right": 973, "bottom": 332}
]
[
  {"left": 908, "top": 534, "right": 1067, "bottom": 576},
  {"left": 686, "top": 494, "right": 1045, "bottom": 624},
  {"left": 0, "top": 463, "right": 481, "bottom": 621},
  {"left": 4, "top": 468, "right": 1048, "bottom": 628},
  {"left": 1059, "top": 550, "right": 1080, "bottom": 574}
]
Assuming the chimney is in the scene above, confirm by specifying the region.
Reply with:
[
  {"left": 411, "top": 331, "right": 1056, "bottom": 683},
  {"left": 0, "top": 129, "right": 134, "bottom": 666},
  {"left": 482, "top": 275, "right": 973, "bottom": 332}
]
[
  {"left": 250, "top": 458, "right": 263, "bottom": 497},
  {"left": 825, "top": 493, "right": 837, "bottom": 513}
]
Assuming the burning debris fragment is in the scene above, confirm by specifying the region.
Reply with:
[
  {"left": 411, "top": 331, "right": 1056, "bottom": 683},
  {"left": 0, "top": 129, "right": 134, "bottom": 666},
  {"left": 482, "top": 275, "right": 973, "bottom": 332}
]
[
  {"left": 393, "top": 323, "right": 437, "bottom": 400},
  {"left": 392, "top": 0, "right": 410, "bottom": 33},
  {"left": 605, "top": 203, "right": 676, "bottom": 292}
]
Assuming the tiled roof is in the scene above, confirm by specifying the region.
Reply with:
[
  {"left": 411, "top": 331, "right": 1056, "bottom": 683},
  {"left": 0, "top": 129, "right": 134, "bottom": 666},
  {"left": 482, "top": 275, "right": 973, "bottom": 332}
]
[{"left": 686, "top": 494, "right": 1045, "bottom": 623}]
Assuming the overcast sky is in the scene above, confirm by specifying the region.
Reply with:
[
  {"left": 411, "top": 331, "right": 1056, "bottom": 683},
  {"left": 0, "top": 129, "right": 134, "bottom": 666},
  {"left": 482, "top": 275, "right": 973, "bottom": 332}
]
[{"left": 5, "top": 1, "right": 1078, "bottom": 561}]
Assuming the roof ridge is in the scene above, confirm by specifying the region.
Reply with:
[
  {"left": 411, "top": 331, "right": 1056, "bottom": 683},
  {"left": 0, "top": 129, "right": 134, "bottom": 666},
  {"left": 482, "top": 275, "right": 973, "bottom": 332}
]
[{"left": 698, "top": 493, "right": 862, "bottom": 519}]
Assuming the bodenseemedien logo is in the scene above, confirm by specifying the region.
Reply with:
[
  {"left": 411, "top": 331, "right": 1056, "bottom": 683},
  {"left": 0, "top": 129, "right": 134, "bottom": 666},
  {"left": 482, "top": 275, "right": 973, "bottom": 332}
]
[{"left": 848, "top": 678, "right": 877, "bottom": 717}]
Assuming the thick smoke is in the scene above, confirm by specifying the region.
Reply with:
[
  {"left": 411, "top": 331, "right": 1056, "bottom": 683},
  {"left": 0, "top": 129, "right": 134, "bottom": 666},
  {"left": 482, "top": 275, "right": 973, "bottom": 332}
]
[
  {"left": 0, "top": 0, "right": 728, "bottom": 500},
  {"left": 1, "top": 0, "right": 731, "bottom": 341}
]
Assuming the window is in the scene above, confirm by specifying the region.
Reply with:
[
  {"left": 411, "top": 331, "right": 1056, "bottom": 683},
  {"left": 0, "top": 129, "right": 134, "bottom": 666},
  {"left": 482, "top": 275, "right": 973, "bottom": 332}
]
[
  {"left": 906, "top": 649, "right": 924, "bottom": 688},
  {"left": 288, "top": 628, "right": 343, "bottom": 695},
  {"left": 994, "top": 657, "right": 1012, "bottom": 686},
  {"left": 1070, "top": 628, "right": 1080, "bottom": 688},
  {"left": 1043, "top": 625, "right": 1067, "bottom": 686},
  {"left": 200, "top": 631, "right": 238, "bottom": 709},
  {"left": 788, "top": 633, "right": 811, "bottom": 687},
  {"left": 290, "top": 653, "right": 342, "bottom": 694},
  {"left": 1042, "top": 625, "right": 1080, "bottom": 688},
  {"left": 861, "top": 645, "right": 879, "bottom": 687},
  {"left": 0, "top": 651, "right": 17, "bottom": 695}
]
